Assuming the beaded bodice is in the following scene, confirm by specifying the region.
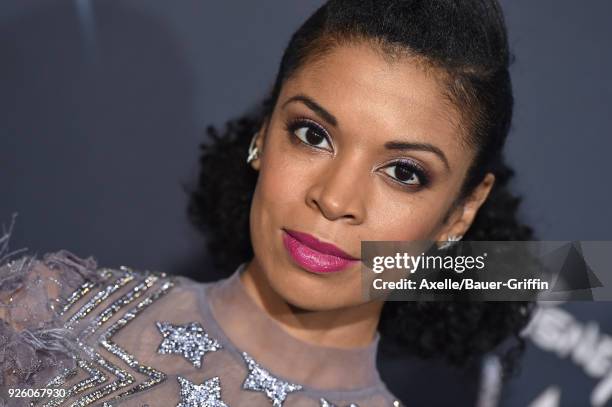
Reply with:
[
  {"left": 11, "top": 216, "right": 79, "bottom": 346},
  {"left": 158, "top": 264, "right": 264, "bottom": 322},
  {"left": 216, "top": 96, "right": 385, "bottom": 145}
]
[{"left": 0, "top": 250, "right": 401, "bottom": 407}]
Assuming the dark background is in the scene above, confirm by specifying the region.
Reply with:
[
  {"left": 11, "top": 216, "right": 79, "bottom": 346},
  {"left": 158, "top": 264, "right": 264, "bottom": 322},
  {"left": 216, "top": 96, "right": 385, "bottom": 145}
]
[{"left": 2, "top": 1, "right": 611, "bottom": 406}]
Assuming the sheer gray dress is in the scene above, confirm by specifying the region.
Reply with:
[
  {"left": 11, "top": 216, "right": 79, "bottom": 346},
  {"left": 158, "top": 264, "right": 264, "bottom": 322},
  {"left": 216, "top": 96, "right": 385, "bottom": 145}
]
[{"left": 0, "top": 250, "right": 403, "bottom": 407}]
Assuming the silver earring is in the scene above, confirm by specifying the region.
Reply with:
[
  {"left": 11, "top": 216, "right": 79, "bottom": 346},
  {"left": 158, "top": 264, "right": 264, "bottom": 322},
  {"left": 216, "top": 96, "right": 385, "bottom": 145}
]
[
  {"left": 438, "top": 234, "right": 463, "bottom": 250},
  {"left": 246, "top": 132, "right": 260, "bottom": 164}
]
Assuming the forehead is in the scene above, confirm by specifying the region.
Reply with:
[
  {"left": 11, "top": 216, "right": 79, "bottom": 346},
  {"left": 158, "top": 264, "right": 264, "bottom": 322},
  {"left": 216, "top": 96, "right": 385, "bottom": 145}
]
[{"left": 279, "top": 42, "right": 469, "bottom": 154}]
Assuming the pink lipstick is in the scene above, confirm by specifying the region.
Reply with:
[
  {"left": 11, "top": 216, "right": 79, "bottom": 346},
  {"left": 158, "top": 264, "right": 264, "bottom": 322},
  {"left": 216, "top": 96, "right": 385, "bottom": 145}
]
[{"left": 282, "top": 228, "right": 360, "bottom": 274}]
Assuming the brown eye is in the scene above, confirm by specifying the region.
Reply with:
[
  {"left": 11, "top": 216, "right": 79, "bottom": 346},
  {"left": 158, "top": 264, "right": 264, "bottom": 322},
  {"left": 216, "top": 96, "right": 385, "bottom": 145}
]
[
  {"left": 294, "top": 125, "right": 332, "bottom": 151},
  {"left": 381, "top": 161, "right": 429, "bottom": 187},
  {"left": 384, "top": 165, "right": 419, "bottom": 185}
]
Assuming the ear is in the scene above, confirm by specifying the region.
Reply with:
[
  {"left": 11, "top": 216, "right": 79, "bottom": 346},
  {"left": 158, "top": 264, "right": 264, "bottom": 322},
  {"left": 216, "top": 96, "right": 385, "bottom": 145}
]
[
  {"left": 249, "top": 118, "right": 270, "bottom": 171},
  {"left": 436, "top": 172, "right": 495, "bottom": 241}
]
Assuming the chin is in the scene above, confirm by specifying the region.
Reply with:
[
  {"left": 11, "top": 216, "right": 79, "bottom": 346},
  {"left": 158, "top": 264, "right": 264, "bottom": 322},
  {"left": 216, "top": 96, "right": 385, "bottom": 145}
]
[{"left": 267, "top": 261, "right": 365, "bottom": 311}]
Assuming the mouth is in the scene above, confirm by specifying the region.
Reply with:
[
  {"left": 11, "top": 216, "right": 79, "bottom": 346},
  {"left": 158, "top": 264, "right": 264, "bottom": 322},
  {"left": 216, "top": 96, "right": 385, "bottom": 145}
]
[{"left": 281, "top": 228, "right": 360, "bottom": 274}]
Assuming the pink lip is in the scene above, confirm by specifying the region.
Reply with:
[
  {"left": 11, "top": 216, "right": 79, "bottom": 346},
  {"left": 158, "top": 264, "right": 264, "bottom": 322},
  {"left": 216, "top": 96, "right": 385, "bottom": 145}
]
[{"left": 282, "top": 228, "right": 360, "bottom": 274}]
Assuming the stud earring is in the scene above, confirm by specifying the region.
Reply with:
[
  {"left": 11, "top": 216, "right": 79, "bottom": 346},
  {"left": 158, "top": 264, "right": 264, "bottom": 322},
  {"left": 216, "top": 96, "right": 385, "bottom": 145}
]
[
  {"left": 438, "top": 234, "right": 463, "bottom": 250},
  {"left": 246, "top": 132, "right": 260, "bottom": 164}
]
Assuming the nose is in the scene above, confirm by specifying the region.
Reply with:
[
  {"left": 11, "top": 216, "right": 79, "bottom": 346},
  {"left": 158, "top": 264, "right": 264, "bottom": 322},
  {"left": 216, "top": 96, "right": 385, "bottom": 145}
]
[{"left": 304, "top": 156, "right": 367, "bottom": 224}]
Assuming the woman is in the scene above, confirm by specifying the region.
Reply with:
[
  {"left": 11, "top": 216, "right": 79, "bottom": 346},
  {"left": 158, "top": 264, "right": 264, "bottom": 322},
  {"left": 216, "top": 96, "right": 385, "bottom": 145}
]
[{"left": 1, "top": 0, "right": 533, "bottom": 406}]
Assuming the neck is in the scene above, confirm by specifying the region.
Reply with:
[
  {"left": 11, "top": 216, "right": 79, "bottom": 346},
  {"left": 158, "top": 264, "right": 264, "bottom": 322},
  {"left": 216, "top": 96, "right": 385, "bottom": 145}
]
[{"left": 240, "top": 258, "right": 384, "bottom": 349}]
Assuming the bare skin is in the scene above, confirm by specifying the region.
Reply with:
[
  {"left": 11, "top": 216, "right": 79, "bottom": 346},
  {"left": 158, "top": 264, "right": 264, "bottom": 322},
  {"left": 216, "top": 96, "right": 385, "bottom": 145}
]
[{"left": 241, "top": 41, "right": 495, "bottom": 349}]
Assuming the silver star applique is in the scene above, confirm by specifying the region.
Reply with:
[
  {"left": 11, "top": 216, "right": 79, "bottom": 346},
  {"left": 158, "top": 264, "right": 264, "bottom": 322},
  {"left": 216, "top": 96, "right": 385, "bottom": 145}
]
[
  {"left": 320, "top": 398, "right": 359, "bottom": 407},
  {"left": 177, "top": 376, "right": 228, "bottom": 407},
  {"left": 241, "top": 351, "right": 303, "bottom": 406},
  {"left": 156, "top": 321, "right": 222, "bottom": 368}
]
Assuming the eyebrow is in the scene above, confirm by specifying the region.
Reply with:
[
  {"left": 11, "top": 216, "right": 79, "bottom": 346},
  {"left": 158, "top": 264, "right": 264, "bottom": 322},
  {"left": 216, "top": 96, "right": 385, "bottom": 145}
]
[
  {"left": 385, "top": 141, "right": 450, "bottom": 171},
  {"left": 282, "top": 94, "right": 338, "bottom": 127},
  {"left": 282, "top": 93, "right": 450, "bottom": 171}
]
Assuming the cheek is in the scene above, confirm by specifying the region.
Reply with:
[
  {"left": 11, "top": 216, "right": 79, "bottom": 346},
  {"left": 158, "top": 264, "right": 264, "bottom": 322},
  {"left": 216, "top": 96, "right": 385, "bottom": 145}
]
[
  {"left": 360, "top": 185, "right": 451, "bottom": 242},
  {"left": 266, "top": 151, "right": 308, "bottom": 195},
  {"left": 254, "top": 142, "right": 311, "bottom": 222}
]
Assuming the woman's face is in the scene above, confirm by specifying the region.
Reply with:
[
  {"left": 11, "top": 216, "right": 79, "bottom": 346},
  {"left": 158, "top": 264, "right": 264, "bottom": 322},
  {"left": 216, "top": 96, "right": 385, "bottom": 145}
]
[{"left": 249, "top": 42, "right": 493, "bottom": 311}]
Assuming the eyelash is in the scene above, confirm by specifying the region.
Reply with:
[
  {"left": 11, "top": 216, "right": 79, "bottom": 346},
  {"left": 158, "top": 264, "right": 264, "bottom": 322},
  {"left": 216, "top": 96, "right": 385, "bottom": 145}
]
[
  {"left": 284, "top": 117, "right": 332, "bottom": 151},
  {"left": 383, "top": 159, "right": 431, "bottom": 189},
  {"left": 283, "top": 117, "right": 431, "bottom": 189}
]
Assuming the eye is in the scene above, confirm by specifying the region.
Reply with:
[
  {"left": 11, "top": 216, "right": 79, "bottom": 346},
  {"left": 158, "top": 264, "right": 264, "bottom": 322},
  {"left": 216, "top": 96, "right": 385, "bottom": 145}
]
[
  {"left": 381, "top": 160, "right": 429, "bottom": 188},
  {"left": 287, "top": 118, "right": 332, "bottom": 151}
]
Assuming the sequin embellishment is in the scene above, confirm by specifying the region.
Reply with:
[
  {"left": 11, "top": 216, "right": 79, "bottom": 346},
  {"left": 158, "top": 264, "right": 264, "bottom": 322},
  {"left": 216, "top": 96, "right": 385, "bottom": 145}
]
[
  {"left": 177, "top": 376, "right": 228, "bottom": 407},
  {"left": 97, "top": 278, "right": 175, "bottom": 403},
  {"left": 31, "top": 268, "right": 175, "bottom": 407},
  {"left": 241, "top": 351, "right": 302, "bottom": 406},
  {"left": 156, "top": 321, "right": 222, "bottom": 368},
  {"left": 320, "top": 398, "right": 359, "bottom": 407}
]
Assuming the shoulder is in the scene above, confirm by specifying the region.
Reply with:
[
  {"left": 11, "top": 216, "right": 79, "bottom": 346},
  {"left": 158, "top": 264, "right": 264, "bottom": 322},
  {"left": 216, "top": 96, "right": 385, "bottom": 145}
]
[
  {"left": 0, "top": 249, "right": 104, "bottom": 388},
  {"left": 1, "top": 250, "right": 101, "bottom": 326},
  {"left": 0, "top": 248, "right": 195, "bottom": 328},
  {"left": 0, "top": 248, "right": 186, "bottom": 388},
  {"left": 1, "top": 249, "right": 174, "bottom": 320}
]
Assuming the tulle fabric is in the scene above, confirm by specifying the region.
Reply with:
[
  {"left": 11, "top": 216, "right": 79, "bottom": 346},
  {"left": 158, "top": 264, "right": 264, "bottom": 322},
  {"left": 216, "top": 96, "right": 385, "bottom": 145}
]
[{"left": 0, "top": 244, "right": 401, "bottom": 406}]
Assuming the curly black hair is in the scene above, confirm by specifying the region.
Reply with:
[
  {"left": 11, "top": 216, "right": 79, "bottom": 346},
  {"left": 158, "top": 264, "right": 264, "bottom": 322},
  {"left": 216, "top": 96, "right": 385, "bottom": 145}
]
[{"left": 187, "top": 0, "right": 534, "bottom": 378}]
